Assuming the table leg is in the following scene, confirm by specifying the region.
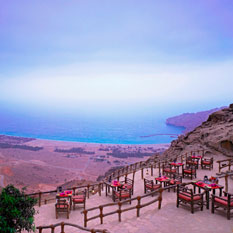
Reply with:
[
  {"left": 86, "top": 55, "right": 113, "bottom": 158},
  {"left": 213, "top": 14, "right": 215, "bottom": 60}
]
[
  {"left": 105, "top": 184, "right": 108, "bottom": 197},
  {"left": 206, "top": 191, "right": 209, "bottom": 209},
  {"left": 220, "top": 188, "right": 222, "bottom": 197}
]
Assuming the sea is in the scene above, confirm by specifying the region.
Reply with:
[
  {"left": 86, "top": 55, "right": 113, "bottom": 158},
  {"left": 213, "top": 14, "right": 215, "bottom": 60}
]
[{"left": 0, "top": 102, "right": 204, "bottom": 144}]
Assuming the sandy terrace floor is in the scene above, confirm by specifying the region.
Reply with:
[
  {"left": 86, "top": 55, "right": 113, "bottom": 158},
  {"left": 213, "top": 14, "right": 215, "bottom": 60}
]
[{"left": 30, "top": 154, "right": 233, "bottom": 233}]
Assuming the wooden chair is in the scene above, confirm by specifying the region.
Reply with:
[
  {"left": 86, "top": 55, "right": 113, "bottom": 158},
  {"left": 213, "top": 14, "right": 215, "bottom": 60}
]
[
  {"left": 212, "top": 192, "right": 233, "bottom": 220},
  {"left": 168, "top": 174, "right": 182, "bottom": 192},
  {"left": 55, "top": 198, "right": 70, "bottom": 219},
  {"left": 177, "top": 185, "right": 204, "bottom": 214},
  {"left": 182, "top": 165, "right": 196, "bottom": 180},
  {"left": 72, "top": 189, "right": 86, "bottom": 210},
  {"left": 162, "top": 164, "right": 177, "bottom": 178},
  {"left": 121, "top": 177, "right": 134, "bottom": 195},
  {"left": 186, "top": 156, "right": 199, "bottom": 169},
  {"left": 144, "top": 178, "right": 161, "bottom": 196},
  {"left": 113, "top": 188, "right": 132, "bottom": 203},
  {"left": 201, "top": 157, "right": 213, "bottom": 170}
]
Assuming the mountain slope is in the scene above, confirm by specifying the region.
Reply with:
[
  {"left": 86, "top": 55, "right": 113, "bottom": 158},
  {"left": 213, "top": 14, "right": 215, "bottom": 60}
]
[
  {"left": 166, "top": 106, "right": 226, "bottom": 133},
  {"left": 163, "top": 104, "right": 233, "bottom": 158}
]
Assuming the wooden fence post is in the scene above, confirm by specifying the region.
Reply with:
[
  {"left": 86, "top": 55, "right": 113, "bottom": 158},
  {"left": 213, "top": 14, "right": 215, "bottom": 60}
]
[
  {"left": 87, "top": 185, "right": 90, "bottom": 199},
  {"left": 158, "top": 189, "right": 163, "bottom": 209},
  {"left": 151, "top": 164, "right": 153, "bottom": 176},
  {"left": 136, "top": 196, "right": 141, "bottom": 217},
  {"left": 141, "top": 168, "right": 144, "bottom": 179},
  {"left": 225, "top": 174, "right": 229, "bottom": 193},
  {"left": 83, "top": 209, "right": 88, "bottom": 227},
  {"left": 50, "top": 225, "right": 55, "bottom": 233},
  {"left": 38, "top": 192, "right": 42, "bottom": 207},
  {"left": 99, "top": 206, "right": 103, "bottom": 224},
  {"left": 118, "top": 202, "right": 122, "bottom": 222},
  {"left": 38, "top": 227, "right": 42, "bottom": 233},
  {"left": 60, "top": 222, "right": 65, "bottom": 233},
  {"left": 158, "top": 162, "right": 161, "bottom": 176},
  {"left": 98, "top": 183, "right": 101, "bottom": 196}
]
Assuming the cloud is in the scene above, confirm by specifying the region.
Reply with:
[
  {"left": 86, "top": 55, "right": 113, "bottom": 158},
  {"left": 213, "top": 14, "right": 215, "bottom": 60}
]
[{"left": 1, "top": 60, "right": 233, "bottom": 110}]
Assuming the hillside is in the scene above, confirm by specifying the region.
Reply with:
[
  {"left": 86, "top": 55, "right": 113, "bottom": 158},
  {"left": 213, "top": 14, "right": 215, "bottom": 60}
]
[
  {"left": 162, "top": 104, "right": 233, "bottom": 159},
  {"left": 166, "top": 106, "right": 226, "bottom": 133}
]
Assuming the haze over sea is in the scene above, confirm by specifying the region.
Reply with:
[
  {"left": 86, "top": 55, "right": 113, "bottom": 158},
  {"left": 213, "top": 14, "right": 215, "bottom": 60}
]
[{"left": 0, "top": 100, "right": 230, "bottom": 144}]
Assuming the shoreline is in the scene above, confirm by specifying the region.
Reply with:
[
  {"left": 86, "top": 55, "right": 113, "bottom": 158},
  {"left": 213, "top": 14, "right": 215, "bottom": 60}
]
[{"left": 0, "top": 133, "right": 171, "bottom": 147}]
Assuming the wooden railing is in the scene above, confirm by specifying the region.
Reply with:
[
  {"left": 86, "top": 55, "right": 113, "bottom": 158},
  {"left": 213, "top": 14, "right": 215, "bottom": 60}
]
[
  {"left": 216, "top": 159, "right": 233, "bottom": 174},
  {"left": 27, "top": 149, "right": 205, "bottom": 207},
  {"left": 37, "top": 221, "right": 109, "bottom": 233},
  {"left": 81, "top": 187, "right": 171, "bottom": 227},
  {"left": 216, "top": 171, "right": 233, "bottom": 193},
  {"left": 27, "top": 183, "right": 104, "bottom": 207}
]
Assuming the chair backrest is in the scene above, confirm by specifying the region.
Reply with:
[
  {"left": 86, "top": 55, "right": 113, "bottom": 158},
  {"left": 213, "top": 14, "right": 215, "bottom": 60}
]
[
  {"left": 144, "top": 178, "right": 154, "bottom": 187},
  {"left": 184, "top": 164, "right": 196, "bottom": 170},
  {"left": 56, "top": 199, "right": 68, "bottom": 208},
  {"left": 73, "top": 189, "right": 86, "bottom": 199},
  {"left": 172, "top": 173, "right": 182, "bottom": 182},
  {"left": 202, "top": 157, "right": 213, "bottom": 163},
  {"left": 125, "top": 177, "right": 133, "bottom": 186},
  {"left": 178, "top": 185, "right": 193, "bottom": 196}
]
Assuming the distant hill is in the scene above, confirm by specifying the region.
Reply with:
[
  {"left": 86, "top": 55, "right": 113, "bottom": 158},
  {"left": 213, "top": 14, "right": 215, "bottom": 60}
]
[
  {"left": 166, "top": 106, "right": 226, "bottom": 134},
  {"left": 161, "top": 104, "right": 233, "bottom": 158}
]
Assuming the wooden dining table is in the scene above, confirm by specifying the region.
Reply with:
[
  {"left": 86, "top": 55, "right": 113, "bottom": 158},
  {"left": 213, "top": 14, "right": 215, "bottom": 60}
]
[
  {"left": 155, "top": 176, "right": 170, "bottom": 188},
  {"left": 193, "top": 181, "right": 224, "bottom": 209},
  {"left": 104, "top": 180, "right": 123, "bottom": 198}
]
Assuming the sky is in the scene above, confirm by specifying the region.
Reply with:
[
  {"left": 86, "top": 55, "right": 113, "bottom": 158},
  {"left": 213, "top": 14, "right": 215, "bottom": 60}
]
[{"left": 0, "top": 0, "right": 233, "bottom": 112}]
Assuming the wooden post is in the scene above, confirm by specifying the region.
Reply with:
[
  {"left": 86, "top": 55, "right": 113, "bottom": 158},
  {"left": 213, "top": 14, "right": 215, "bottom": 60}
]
[
  {"left": 50, "top": 225, "right": 55, "bottom": 233},
  {"left": 44, "top": 199, "right": 47, "bottom": 205},
  {"left": 158, "top": 162, "right": 161, "bottom": 176},
  {"left": 87, "top": 184, "right": 90, "bottom": 199},
  {"left": 118, "top": 202, "right": 122, "bottom": 222},
  {"left": 83, "top": 209, "right": 88, "bottom": 227},
  {"left": 38, "top": 227, "right": 42, "bottom": 233},
  {"left": 98, "top": 183, "right": 101, "bottom": 196},
  {"left": 141, "top": 168, "right": 144, "bottom": 179},
  {"left": 228, "top": 160, "right": 231, "bottom": 171},
  {"left": 136, "top": 196, "right": 141, "bottom": 217},
  {"left": 151, "top": 164, "right": 153, "bottom": 176},
  {"left": 61, "top": 222, "right": 65, "bottom": 233},
  {"left": 99, "top": 206, "right": 103, "bottom": 224},
  {"left": 225, "top": 174, "right": 229, "bottom": 193},
  {"left": 38, "top": 192, "right": 42, "bottom": 207},
  {"left": 158, "top": 189, "right": 163, "bottom": 209}
]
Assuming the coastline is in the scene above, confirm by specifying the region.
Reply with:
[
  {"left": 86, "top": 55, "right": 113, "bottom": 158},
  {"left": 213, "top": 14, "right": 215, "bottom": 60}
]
[{"left": 0, "top": 133, "right": 171, "bottom": 147}]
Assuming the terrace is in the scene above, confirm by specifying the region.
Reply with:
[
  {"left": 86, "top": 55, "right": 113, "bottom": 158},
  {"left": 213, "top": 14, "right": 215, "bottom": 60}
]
[{"left": 27, "top": 151, "right": 233, "bottom": 233}]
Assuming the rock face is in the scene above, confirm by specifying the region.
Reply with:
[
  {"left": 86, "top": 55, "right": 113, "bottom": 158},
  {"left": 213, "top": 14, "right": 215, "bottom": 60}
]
[
  {"left": 166, "top": 107, "right": 226, "bottom": 133},
  {"left": 162, "top": 104, "right": 233, "bottom": 158}
]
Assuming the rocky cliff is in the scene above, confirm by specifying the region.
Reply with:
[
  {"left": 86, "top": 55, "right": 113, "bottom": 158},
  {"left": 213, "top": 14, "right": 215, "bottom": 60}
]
[
  {"left": 166, "top": 106, "right": 226, "bottom": 133},
  {"left": 162, "top": 104, "right": 233, "bottom": 158}
]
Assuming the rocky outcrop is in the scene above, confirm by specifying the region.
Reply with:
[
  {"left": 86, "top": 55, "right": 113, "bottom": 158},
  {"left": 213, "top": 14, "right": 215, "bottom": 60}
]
[
  {"left": 162, "top": 104, "right": 233, "bottom": 159},
  {"left": 166, "top": 106, "right": 226, "bottom": 133}
]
